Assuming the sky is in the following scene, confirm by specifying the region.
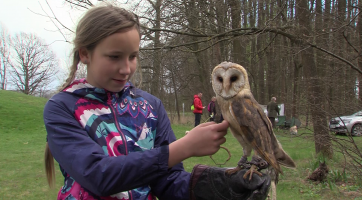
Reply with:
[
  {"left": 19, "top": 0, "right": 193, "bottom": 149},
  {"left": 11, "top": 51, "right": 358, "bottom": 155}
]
[{"left": 0, "top": 0, "right": 86, "bottom": 88}]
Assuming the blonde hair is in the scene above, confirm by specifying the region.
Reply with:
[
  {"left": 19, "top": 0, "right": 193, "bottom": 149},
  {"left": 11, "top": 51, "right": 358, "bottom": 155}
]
[{"left": 46, "top": 4, "right": 140, "bottom": 188}]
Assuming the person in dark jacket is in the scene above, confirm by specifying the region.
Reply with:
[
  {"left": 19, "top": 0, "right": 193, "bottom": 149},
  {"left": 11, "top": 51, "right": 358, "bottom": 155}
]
[
  {"left": 214, "top": 100, "right": 224, "bottom": 123},
  {"left": 267, "top": 97, "right": 280, "bottom": 128},
  {"left": 193, "top": 92, "right": 205, "bottom": 127},
  {"left": 208, "top": 97, "right": 217, "bottom": 122},
  {"left": 43, "top": 5, "right": 270, "bottom": 200}
]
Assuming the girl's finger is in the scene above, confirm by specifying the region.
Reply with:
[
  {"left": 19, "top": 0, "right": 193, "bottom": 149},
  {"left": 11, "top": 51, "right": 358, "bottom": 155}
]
[
  {"left": 215, "top": 136, "right": 226, "bottom": 146},
  {"left": 195, "top": 121, "right": 216, "bottom": 128},
  {"left": 212, "top": 120, "right": 229, "bottom": 133}
]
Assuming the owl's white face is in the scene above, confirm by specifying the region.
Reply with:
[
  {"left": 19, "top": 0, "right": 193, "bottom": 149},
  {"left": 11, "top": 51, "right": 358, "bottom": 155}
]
[{"left": 212, "top": 62, "right": 249, "bottom": 99}]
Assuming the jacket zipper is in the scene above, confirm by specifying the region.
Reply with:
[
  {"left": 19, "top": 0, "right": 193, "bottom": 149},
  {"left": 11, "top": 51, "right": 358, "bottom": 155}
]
[
  {"left": 107, "top": 93, "right": 133, "bottom": 200},
  {"left": 107, "top": 93, "right": 128, "bottom": 155}
]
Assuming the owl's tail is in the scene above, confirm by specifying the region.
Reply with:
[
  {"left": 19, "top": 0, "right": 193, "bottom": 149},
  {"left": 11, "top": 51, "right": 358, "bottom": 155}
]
[
  {"left": 254, "top": 146, "right": 283, "bottom": 174},
  {"left": 274, "top": 141, "right": 297, "bottom": 169}
]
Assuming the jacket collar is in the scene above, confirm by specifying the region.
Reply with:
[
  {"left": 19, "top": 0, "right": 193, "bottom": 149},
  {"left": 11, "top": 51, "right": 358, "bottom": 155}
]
[{"left": 63, "top": 78, "right": 134, "bottom": 103}]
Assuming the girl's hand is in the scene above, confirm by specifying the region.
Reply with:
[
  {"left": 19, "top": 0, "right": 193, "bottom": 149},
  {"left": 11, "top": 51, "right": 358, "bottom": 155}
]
[
  {"left": 168, "top": 120, "right": 229, "bottom": 168},
  {"left": 183, "top": 120, "right": 229, "bottom": 157}
]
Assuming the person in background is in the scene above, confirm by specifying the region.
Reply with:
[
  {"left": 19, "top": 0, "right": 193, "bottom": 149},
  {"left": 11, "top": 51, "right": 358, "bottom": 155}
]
[
  {"left": 267, "top": 96, "right": 280, "bottom": 128},
  {"left": 208, "top": 96, "right": 216, "bottom": 122},
  {"left": 43, "top": 4, "right": 271, "bottom": 200},
  {"left": 193, "top": 92, "right": 205, "bottom": 127},
  {"left": 214, "top": 100, "right": 224, "bottom": 124}
]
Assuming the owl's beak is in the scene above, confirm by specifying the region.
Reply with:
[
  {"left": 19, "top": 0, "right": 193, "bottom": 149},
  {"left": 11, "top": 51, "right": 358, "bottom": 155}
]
[{"left": 223, "top": 82, "right": 231, "bottom": 93}]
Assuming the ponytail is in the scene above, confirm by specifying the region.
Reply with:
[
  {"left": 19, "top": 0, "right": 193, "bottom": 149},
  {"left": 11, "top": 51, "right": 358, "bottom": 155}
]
[
  {"left": 59, "top": 51, "right": 80, "bottom": 91},
  {"left": 47, "top": 52, "right": 79, "bottom": 188},
  {"left": 44, "top": 142, "right": 55, "bottom": 188}
]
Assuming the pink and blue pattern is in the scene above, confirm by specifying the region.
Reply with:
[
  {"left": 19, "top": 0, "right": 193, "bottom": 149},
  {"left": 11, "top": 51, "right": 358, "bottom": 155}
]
[{"left": 57, "top": 79, "right": 157, "bottom": 200}]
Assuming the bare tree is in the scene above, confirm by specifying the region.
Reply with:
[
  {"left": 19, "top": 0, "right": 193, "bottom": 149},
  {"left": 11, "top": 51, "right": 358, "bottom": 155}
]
[
  {"left": 0, "top": 23, "right": 11, "bottom": 90},
  {"left": 9, "top": 32, "right": 58, "bottom": 95},
  {"left": 39, "top": 0, "right": 362, "bottom": 179}
]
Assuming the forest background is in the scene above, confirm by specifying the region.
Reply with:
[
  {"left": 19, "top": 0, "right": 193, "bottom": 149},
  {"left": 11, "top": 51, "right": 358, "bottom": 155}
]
[{"left": 1, "top": 0, "right": 362, "bottom": 180}]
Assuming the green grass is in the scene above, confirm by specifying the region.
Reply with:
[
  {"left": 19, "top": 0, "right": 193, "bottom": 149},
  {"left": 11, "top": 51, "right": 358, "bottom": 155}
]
[
  {"left": 175, "top": 125, "right": 362, "bottom": 200},
  {"left": 0, "top": 90, "right": 62, "bottom": 199},
  {"left": 0, "top": 90, "right": 361, "bottom": 199}
]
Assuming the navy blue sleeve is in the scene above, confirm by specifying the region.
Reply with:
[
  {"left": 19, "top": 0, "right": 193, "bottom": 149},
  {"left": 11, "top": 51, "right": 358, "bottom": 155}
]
[
  {"left": 148, "top": 100, "right": 191, "bottom": 200},
  {"left": 44, "top": 96, "right": 171, "bottom": 197}
]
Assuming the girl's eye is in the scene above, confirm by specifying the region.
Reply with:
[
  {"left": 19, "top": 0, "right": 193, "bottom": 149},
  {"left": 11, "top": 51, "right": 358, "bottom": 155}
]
[
  {"left": 109, "top": 55, "right": 119, "bottom": 59},
  {"left": 129, "top": 55, "right": 138, "bottom": 60}
]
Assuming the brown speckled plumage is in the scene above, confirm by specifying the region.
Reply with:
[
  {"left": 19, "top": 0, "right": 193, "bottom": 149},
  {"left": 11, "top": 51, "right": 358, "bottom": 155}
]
[{"left": 211, "top": 61, "right": 296, "bottom": 176}]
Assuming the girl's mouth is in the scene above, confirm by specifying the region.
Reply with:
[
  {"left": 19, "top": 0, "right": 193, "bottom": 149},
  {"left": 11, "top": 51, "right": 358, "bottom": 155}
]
[{"left": 113, "top": 79, "right": 127, "bottom": 84}]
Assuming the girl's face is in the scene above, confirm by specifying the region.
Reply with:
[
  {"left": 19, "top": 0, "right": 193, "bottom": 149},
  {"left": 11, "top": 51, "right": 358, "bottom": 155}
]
[{"left": 81, "top": 28, "right": 140, "bottom": 92}]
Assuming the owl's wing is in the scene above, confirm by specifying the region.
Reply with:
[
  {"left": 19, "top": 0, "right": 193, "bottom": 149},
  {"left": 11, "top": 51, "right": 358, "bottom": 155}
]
[{"left": 229, "top": 95, "right": 282, "bottom": 174}]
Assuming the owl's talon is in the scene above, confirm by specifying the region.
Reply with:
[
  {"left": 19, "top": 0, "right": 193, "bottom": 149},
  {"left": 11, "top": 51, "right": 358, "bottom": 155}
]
[
  {"left": 225, "top": 165, "right": 242, "bottom": 176},
  {"left": 243, "top": 165, "right": 263, "bottom": 180},
  {"left": 235, "top": 155, "right": 251, "bottom": 170},
  {"left": 225, "top": 156, "right": 250, "bottom": 177}
]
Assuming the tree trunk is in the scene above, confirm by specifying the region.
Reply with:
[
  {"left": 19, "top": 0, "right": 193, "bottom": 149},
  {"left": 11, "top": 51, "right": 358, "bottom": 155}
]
[
  {"left": 185, "top": 0, "right": 207, "bottom": 95},
  {"left": 292, "top": 50, "right": 301, "bottom": 118},
  {"left": 249, "top": 0, "right": 258, "bottom": 96},
  {"left": 358, "top": 0, "right": 362, "bottom": 103},
  {"left": 266, "top": 0, "right": 273, "bottom": 103},
  {"left": 315, "top": 0, "right": 327, "bottom": 122},
  {"left": 227, "top": 0, "right": 242, "bottom": 64},
  {"left": 257, "top": 0, "right": 265, "bottom": 104},
  {"left": 171, "top": 69, "right": 181, "bottom": 123},
  {"left": 296, "top": 0, "right": 333, "bottom": 158},
  {"left": 150, "top": 0, "right": 163, "bottom": 99}
]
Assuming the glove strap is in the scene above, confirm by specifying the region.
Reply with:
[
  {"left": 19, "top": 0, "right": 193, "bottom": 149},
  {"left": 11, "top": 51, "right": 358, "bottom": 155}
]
[{"left": 189, "top": 164, "right": 208, "bottom": 200}]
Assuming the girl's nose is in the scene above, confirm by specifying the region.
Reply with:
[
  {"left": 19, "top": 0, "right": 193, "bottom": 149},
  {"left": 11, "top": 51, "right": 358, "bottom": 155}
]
[{"left": 119, "top": 60, "right": 131, "bottom": 75}]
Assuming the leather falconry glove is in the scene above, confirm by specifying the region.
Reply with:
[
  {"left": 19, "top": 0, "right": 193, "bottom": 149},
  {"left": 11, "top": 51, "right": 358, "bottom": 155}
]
[{"left": 189, "top": 164, "right": 271, "bottom": 200}]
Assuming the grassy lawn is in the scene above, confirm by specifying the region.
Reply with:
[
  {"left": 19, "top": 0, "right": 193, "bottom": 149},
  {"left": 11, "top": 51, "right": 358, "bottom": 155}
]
[
  {"left": 0, "top": 90, "right": 62, "bottom": 199},
  {"left": 174, "top": 124, "right": 362, "bottom": 200},
  {"left": 0, "top": 90, "right": 361, "bottom": 199}
]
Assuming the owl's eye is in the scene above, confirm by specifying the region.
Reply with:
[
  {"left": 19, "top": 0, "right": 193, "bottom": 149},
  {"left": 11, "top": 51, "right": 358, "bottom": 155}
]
[
  {"left": 217, "top": 76, "right": 223, "bottom": 82},
  {"left": 230, "top": 76, "right": 238, "bottom": 82}
]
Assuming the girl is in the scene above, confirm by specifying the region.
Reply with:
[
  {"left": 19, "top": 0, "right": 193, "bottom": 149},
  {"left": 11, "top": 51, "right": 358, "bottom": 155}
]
[{"left": 44, "top": 4, "right": 270, "bottom": 200}]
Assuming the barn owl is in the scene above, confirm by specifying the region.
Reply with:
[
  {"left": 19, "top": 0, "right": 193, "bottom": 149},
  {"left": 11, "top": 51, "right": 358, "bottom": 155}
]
[{"left": 211, "top": 61, "right": 296, "bottom": 180}]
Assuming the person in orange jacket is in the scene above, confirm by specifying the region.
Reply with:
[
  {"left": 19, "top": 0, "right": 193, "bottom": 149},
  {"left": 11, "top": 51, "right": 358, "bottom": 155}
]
[{"left": 193, "top": 92, "right": 205, "bottom": 127}]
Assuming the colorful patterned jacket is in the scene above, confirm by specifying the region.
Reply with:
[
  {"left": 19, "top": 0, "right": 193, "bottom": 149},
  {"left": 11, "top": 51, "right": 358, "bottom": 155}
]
[{"left": 44, "top": 79, "right": 190, "bottom": 200}]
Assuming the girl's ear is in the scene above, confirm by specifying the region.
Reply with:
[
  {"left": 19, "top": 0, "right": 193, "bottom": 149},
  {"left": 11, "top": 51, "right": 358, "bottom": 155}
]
[{"left": 79, "top": 48, "right": 90, "bottom": 64}]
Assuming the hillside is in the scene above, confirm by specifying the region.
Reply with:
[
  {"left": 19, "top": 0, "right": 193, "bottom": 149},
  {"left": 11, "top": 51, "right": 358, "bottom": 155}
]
[
  {"left": 0, "top": 90, "right": 61, "bottom": 199},
  {"left": 0, "top": 90, "right": 49, "bottom": 134}
]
